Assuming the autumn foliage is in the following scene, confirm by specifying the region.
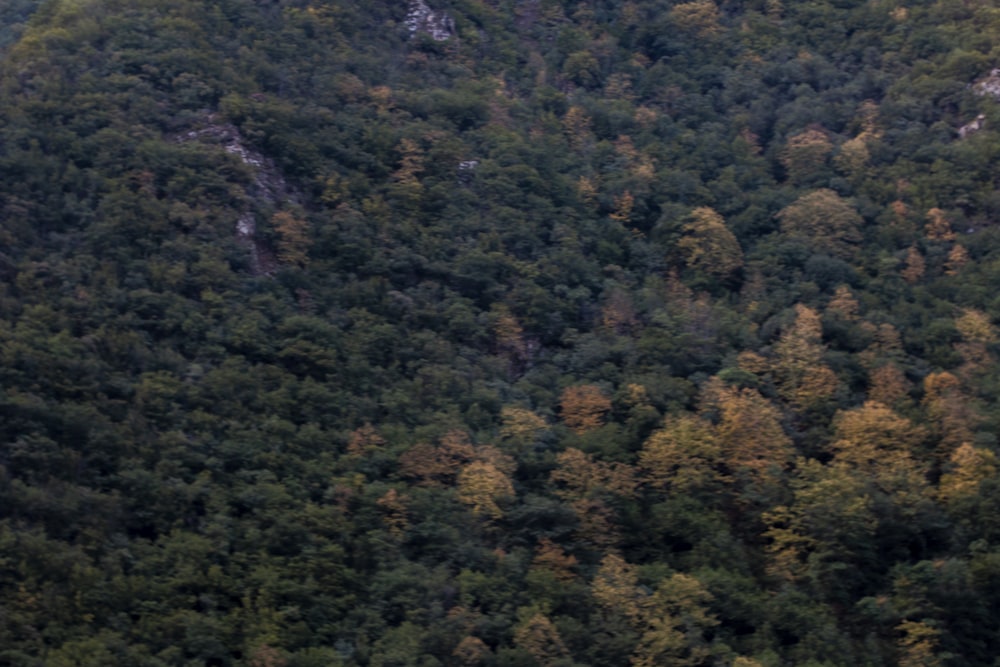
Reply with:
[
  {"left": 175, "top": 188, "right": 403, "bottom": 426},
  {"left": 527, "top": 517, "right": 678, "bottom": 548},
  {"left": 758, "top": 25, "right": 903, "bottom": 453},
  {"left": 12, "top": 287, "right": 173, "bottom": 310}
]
[{"left": 559, "top": 384, "right": 612, "bottom": 433}]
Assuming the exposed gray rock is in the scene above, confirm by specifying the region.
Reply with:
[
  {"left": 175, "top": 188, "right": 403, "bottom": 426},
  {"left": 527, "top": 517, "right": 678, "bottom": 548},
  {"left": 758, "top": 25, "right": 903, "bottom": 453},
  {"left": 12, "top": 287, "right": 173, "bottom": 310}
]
[
  {"left": 177, "top": 117, "right": 293, "bottom": 276},
  {"left": 972, "top": 69, "right": 1000, "bottom": 100},
  {"left": 406, "top": 0, "right": 455, "bottom": 41},
  {"left": 959, "top": 113, "right": 986, "bottom": 139}
]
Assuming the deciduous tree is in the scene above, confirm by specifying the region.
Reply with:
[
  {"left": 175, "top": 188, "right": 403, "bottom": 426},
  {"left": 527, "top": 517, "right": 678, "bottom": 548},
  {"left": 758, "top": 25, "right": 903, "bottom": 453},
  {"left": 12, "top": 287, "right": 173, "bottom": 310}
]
[
  {"left": 272, "top": 211, "right": 310, "bottom": 267},
  {"left": 559, "top": 385, "right": 612, "bottom": 434},
  {"left": 514, "top": 612, "right": 569, "bottom": 665},
  {"left": 776, "top": 189, "right": 863, "bottom": 259},
  {"left": 677, "top": 207, "right": 743, "bottom": 280},
  {"left": 457, "top": 460, "right": 515, "bottom": 519},
  {"left": 781, "top": 128, "right": 833, "bottom": 183},
  {"left": 639, "top": 414, "right": 721, "bottom": 494},
  {"left": 669, "top": 0, "right": 723, "bottom": 37},
  {"left": 773, "top": 304, "right": 838, "bottom": 409}
]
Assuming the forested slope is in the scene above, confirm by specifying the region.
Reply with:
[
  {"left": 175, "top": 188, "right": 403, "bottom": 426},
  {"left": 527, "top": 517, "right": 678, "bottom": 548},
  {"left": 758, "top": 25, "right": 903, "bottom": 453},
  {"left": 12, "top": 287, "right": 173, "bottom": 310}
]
[{"left": 3, "top": 0, "right": 1000, "bottom": 664}]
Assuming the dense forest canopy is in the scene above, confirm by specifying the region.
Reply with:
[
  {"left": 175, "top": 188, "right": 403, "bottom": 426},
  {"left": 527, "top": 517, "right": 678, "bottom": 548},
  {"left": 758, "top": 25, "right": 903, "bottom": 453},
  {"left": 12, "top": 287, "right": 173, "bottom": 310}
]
[{"left": 4, "top": 0, "right": 1000, "bottom": 664}]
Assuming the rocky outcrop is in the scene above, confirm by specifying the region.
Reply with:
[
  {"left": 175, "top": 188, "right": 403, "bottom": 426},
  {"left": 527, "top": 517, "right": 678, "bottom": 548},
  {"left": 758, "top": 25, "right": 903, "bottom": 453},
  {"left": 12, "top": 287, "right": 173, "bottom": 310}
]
[
  {"left": 178, "top": 117, "right": 298, "bottom": 276},
  {"left": 406, "top": 0, "right": 455, "bottom": 41},
  {"left": 959, "top": 113, "right": 986, "bottom": 139},
  {"left": 972, "top": 69, "right": 1000, "bottom": 100}
]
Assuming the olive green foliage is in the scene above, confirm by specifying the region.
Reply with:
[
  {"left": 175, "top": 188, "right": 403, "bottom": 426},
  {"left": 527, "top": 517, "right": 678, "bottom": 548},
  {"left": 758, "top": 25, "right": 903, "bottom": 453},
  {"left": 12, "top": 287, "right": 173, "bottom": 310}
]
[{"left": 3, "top": 0, "right": 1000, "bottom": 665}]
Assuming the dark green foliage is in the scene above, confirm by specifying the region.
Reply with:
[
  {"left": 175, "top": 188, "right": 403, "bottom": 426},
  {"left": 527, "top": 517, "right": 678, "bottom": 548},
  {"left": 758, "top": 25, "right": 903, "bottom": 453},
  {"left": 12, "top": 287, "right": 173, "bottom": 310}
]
[{"left": 2, "top": 0, "right": 1000, "bottom": 664}]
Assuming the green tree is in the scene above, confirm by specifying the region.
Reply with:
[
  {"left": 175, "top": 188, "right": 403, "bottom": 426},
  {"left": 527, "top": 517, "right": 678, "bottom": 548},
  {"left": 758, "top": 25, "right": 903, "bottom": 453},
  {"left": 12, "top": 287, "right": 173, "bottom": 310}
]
[{"left": 776, "top": 189, "right": 863, "bottom": 259}]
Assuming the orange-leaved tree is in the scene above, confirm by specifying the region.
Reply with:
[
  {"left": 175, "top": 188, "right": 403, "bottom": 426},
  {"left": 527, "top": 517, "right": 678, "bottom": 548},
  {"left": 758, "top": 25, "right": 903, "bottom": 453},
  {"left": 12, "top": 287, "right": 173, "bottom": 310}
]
[{"left": 559, "top": 384, "right": 612, "bottom": 433}]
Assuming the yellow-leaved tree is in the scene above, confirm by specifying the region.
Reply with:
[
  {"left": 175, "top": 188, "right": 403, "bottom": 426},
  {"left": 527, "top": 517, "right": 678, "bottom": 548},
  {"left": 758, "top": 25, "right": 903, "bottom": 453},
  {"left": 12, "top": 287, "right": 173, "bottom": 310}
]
[
  {"left": 639, "top": 414, "right": 721, "bottom": 495},
  {"left": 700, "top": 378, "right": 793, "bottom": 482},
  {"left": 922, "top": 371, "right": 980, "bottom": 452},
  {"left": 954, "top": 308, "right": 997, "bottom": 383},
  {"left": 938, "top": 443, "right": 998, "bottom": 507},
  {"left": 831, "top": 400, "right": 925, "bottom": 471},
  {"left": 457, "top": 457, "right": 515, "bottom": 520},
  {"left": 631, "top": 574, "right": 719, "bottom": 667},
  {"left": 499, "top": 406, "right": 549, "bottom": 452},
  {"left": 272, "top": 211, "right": 311, "bottom": 266},
  {"left": 772, "top": 303, "right": 839, "bottom": 409},
  {"left": 513, "top": 613, "right": 569, "bottom": 666},
  {"left": 669, "top": 0, "right": 723, "bottom": 37},
  {"left": 677, "top": 206, "right": 743, "bottom": 280},
  {"left": 452, "top": 636, "right": 491, "bottom": 666},
  {"left": 591, "top": 554, "right": 719, "bottom": 666}
]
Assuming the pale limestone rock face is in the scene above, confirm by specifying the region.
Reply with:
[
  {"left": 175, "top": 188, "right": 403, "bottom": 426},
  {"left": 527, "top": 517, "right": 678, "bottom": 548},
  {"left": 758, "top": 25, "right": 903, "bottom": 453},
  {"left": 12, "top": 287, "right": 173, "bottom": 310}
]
[
  {"left": 178, "top": 117, "right": 296, "bottom": 276},
  {"left": 406, "top": 0, "right": 455, "bottom": 41},
  {"left": 958, "top": 114, "right": 986, "bottom": 139},
  {"left": 972, "top": 69, "right": 1000, "bottom": 100}
]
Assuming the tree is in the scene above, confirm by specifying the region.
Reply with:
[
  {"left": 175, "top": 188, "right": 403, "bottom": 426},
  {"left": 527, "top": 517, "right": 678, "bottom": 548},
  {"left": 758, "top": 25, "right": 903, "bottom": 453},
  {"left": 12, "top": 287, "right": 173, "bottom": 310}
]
[
  {"left": 591, "top": 553, "right": 645, "bottom": 625},
  {"left": 669, "top": 0, "right": 723, "bottom": 37},
  {"left": 677, "top": 207, "right": 743, "bottom": 281},
  {"left": 901, "top": 245, "right": 925, "bottom": 284},
  {"left": 924, "top": 208, "right": 955, "bottom": 242},
  {"left": 457, "top": 460, "right": 515, "bottom": 519},
  {"left": 775, "top": 189, "right": 863, "bottom": 259},
  {"left": 388, "top": 137, "right": 426, "bottom": 213},
  {"left": 945, "top": 244, "right": 969, "bottom": 275},
  {"left": 514, "top": 613, "right": 570, "bottom": 665},
  {"left": 701, "top": 379, "right": 793, "bottom": 481},
  {"left": 922, "top": 372, "right": 981, "bottom": 451},
  {"left": 600, "top": 288, "right": 639, "bottom": 335},
  {"left": 639, "top": 414, "right": 721, "bottom": 494},
  {"left": 831, "top": 401, "right": 925, "bottom": 471},
  {"left": 610, "top": 190, "right": 635, "bottom": 225},
  {"left": 563, "top": 50, "right": 602, "bottom": 88},
  {"left": 772, "top": 303, "right": 838, "bottom": 410},
  {"left": 376, "top": 488, "right": 410, "bottom": 537},
  {"left": 830, "top": 401, "right": 930, "bottom": 521},
  {"left": 559, "top": 385, "right": 612, "bottom": 434},
  {"left": 868, "top": 364, "right": 911, "bottom": 409},
  {"left": 272, "top": 211, "right": 311, "bottom": 267},
  {"left": 827, "top": 284, "right": 860, "bottom": 320},
  {"left": 550, "top": 448, "right": 635, "bottom": 500},
  {"left": 452, "top": 636, "right": 491, "bottom": 666},
  {"left": 531, "top": 538, "right": 578, "bottom": 582},
  {"left": 347, "top": 423, "right": 386, "bottom": 456},
  {"left": 835, "top": 136, "right": 870, "bottom": 179},
  {"left": 763, "top": 458, "right": 877, "bottom": 585},
  {"left": 492, "top": 304, "right": 528, "bottom": 367},
  {"left": 938, "top": 443, "right": 998, "bottom": 506},
  {"left": 591, "top": 555, "right": 720, "bottom": 666},
  {"left": 780, "top": 128, "right": 833, "bottom": 183},
  {"left": 398, "top": 430, "right": 475, "bottom": 486},
  {"left": 500, "top": 406, "right": 549, "bottom": 451},
  {"left": 897, "top": 620, "right": 943, "bottom": 667},
  {"left": 563, "top": 106, "right": 592, "bottom": 149},
  {"left": 631, "top": 574, "right": 718, "bottom": 667},
  {"left": 954, "top": 308, "right": 997, "bottom": 382}
]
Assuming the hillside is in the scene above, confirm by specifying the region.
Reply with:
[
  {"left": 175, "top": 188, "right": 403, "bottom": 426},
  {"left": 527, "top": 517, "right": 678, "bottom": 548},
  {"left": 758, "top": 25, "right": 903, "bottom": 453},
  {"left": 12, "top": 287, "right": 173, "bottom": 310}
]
[{"left": 3, "top": 0, "right": 1000, "bottom": 665}]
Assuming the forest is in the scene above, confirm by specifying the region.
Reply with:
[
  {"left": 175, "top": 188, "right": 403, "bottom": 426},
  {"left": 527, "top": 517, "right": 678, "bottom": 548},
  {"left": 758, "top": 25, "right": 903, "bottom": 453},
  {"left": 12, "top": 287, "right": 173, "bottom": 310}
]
[{"left": 3, "top": 0, "right": 1000, "bottom": 664}]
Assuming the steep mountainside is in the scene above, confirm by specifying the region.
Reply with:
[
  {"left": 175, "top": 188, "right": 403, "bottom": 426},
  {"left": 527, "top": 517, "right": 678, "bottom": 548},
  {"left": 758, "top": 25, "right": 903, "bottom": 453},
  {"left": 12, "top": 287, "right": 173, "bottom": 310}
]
[{"left": 3, "top": 0, "right": 1000, "bottom": 665}]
